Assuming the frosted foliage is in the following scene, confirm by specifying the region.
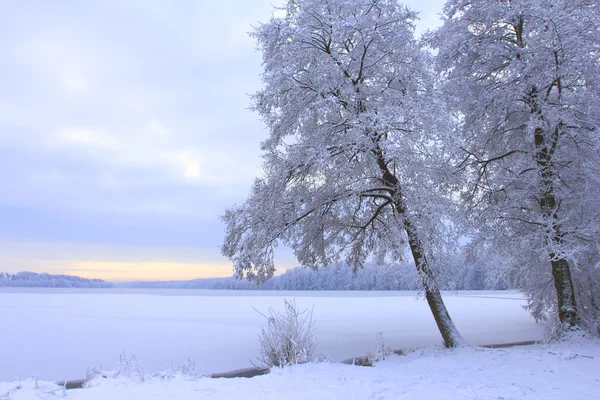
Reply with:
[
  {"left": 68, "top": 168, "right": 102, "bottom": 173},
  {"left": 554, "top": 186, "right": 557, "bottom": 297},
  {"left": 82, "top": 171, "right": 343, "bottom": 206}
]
[
  {"left": 114, "top": 352, "right": 145, "bottom": 382},
  {"left": 221, "top": 0, "right": 462, "bottom": 284},
  {"left": 256, "top": 300, "right": 317, "bottom": 368},
  {"left": 433, "top": 0, "right": 600, "bottom": 329}
]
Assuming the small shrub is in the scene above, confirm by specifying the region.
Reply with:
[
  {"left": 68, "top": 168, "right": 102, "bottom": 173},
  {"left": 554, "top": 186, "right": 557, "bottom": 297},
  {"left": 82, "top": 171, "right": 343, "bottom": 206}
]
[
  {"left": 153, "top": 358, "right": 205, "bottom": 381},
  {"left": 365, "top": 332, "right": 393, "bottom": 365},
  {"left": 114, "top": 351, "right": 145, "bottom": 382},
  {"left": 255, "top": 299, "right": 317, "bottom": 368},
  {"left": 175, "top": 358, "right": 201, "bottom": 377},
  {"left": 85, "top": 366, "right": 105, "bottom": 382}
]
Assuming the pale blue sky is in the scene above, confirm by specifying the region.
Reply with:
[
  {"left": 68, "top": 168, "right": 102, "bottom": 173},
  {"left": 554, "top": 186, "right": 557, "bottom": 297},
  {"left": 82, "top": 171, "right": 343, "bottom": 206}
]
[{"left": 0, "top": 0, "right": 446, "bottom": 281}]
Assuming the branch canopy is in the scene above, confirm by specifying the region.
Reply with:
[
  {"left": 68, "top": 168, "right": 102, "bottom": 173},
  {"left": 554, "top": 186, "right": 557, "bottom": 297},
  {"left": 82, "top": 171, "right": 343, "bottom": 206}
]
[{"left": 222, "top": 0, "right": 461, "bottom": 282}]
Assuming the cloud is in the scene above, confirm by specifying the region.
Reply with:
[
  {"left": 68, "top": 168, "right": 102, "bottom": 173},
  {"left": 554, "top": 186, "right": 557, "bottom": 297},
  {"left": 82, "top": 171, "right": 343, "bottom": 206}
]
[
  {"left": 62, "top": 72, "right": 87, "bottom": 93},
  {"left": 0, "top": 0, "right": 271, "bottom": 223},
  {"left": 48, "top": 123, "right": 260, "bottom": 186},
  {"left": 59, "top": 127, "right": 119, "bottom": 150},
  {"left": 0, "top": 0, "right": 447, "bottom": 279},
  {"left": 147, "top": 118, "right": 168, "bottom": 137}
]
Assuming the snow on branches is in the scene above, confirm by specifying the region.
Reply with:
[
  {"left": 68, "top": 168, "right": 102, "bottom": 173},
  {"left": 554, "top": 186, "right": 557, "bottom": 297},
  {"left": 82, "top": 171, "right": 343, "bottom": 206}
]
[
  {"left": 433, "top": 0, "right": 600, "bottom": 330},
  {"left": 222, "top": 0, "right": 465, "bottom": 347}
]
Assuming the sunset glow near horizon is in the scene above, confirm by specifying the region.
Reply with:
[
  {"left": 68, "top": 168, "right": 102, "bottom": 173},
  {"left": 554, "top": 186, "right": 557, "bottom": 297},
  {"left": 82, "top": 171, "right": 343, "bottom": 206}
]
[{"left": 1, "top": 0, "right": 445, "bottom": 281}]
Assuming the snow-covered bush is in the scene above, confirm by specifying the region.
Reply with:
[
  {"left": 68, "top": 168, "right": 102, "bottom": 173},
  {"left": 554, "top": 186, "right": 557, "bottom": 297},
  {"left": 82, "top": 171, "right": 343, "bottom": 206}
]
[
  {"left": 85, "top": 366, "right": 105, "bottom": 382},
  {"left": 256, "top": 300, "right": 317, "bottom": 368},
  {"left": 365, "top": 332, "right": 393, "bottom": 366},
  {"left": 114, "top": 352, "right": 145, "bottom": 382},
  {"left": 153, "top": 359, "right": 206, "bottom": 381}
]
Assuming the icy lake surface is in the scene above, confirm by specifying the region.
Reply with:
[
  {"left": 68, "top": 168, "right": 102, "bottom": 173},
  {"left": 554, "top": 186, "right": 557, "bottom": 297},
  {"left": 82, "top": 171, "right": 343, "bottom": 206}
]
[{"left": 0, "top": 289, "right": 545, "bottom": 381}]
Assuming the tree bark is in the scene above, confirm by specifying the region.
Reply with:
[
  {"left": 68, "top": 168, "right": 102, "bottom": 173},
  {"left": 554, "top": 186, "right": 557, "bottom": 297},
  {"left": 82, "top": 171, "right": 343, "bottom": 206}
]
[
  {"left": 404, "top": 217, "right": 466, "bottom": 348},
  {"left": 534, "top": 126, "right": 580, "bottom": 328},
  {"left": 374, "top": 147, "right": 465, "bottom": 347},
  {"left": 550, "top": 257, "right": 579, "bottom": 328}
]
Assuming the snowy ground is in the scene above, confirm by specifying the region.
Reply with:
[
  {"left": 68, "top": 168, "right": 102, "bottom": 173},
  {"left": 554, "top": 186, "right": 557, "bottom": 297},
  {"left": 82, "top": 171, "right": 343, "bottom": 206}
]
[
  {"left": 0, "top": 289, "right": 545, "bottom": 382},
  {"left": 2, "top": 336, "right": 598, "bottom": 400}
]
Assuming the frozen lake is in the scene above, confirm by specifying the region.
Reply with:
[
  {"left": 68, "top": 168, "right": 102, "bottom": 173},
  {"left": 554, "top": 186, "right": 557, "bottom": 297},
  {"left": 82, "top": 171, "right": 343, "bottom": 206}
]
[{"left": 0, "top": 289, "right": 545, "bottom": 382}]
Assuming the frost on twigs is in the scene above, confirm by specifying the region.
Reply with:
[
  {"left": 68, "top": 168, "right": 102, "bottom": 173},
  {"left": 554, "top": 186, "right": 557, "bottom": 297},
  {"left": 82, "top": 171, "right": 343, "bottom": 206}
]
[
  {"left": 365, "top": 332, "right": 394, "bottom": 366},
  {"left": 113, "top": 351, "right": 145, "bottom": 382},
  {"left": 544, "top": 316, "right": 600, "bottom": 344},
  {"left": 153, "top": 359, "right": 206, "bottom": 381},
  {"left": 85, "top": 354, "right": 207, "bottom": 386},
  {"left": 221, "top": 0, "right": 466, "bottom": 348},
  {"left": 434, "top": 0, "right": 600, "bottom": 331},
  {"left": 255, "top": 299, "right": 318, "bottom": 368},
  {"left": 86, "top": 352, "right": 145, "bottom": 385}
]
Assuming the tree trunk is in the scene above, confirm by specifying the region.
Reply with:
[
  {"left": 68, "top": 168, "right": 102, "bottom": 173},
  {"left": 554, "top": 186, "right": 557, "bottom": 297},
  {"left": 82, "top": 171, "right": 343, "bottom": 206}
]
[
  {"left": 374, "top": 147, "right": 465, "bottom": 347},
  {"left": 404, "top": 217, "right": 466, "bottom": 348},
  {"left": 534, "top": 126, "right": 580, "bottom": 329},
  {"left": 550, "top": 256, "right": 579, "bottom": 328}
]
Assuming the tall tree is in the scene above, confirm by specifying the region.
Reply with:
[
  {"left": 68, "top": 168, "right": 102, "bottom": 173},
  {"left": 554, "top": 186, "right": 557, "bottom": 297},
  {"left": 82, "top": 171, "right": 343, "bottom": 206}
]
[
  {"left": 222, "top": 0, "right": 466, "bottom": 347},
  {"left": 433, "top": 0, "right": 600, "bottom": 329}
]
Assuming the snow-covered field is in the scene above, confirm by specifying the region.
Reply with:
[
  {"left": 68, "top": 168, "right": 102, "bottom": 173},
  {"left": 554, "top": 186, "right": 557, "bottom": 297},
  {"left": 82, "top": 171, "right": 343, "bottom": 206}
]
[
  {"left": 3, "top": 337, "right": 599, "bottom": 400},
  {"left": 0, "top": 289, "right": 545, "bottom": 383}
]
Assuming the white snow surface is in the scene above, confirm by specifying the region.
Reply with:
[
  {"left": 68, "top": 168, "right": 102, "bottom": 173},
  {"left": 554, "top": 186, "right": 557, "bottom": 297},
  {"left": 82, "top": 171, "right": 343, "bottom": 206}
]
[
  {"left": 0, "top": 289, "right": 545, "bottom": 383},
  {"left": 2, "top": 336, "right": 598, "bottom": 400}
]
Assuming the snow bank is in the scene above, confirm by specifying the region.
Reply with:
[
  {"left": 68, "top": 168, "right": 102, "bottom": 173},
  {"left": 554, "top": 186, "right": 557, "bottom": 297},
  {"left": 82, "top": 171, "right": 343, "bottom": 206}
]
[{"left": 2, "top": 337, "right": 598, "bottom": 400}]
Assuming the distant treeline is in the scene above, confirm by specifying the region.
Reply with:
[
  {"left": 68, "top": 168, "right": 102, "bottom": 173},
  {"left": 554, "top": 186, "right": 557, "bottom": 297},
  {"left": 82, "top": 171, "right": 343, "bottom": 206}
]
[
  {"left": 123, "top": 261, "right": 515, "bottom": 291},
  {"left": 0, "top": 271, "right": 115, "bottom": 288},
  {"left": 2, "top": 261, "right": 515, "bottom": 290}
]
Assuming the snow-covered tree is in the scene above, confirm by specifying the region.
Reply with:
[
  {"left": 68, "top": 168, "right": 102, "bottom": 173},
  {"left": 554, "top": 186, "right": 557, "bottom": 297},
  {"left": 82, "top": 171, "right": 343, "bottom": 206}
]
[
  {"left": 433, "top": 0, "right": 600, "bottom": 330},
  {"left": 222, "top": 0, "right": 465, "bottom": 347}
]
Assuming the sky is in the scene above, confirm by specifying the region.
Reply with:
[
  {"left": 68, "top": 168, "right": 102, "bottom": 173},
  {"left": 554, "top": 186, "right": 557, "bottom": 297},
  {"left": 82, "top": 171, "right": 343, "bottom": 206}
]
[{"left": 0, "top": 0, "right": 446, "bottom": 281}]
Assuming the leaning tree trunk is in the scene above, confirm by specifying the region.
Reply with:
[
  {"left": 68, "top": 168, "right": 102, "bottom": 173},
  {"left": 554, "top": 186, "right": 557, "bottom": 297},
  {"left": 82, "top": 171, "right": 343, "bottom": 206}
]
[
  {"left": 375, "top": 148, "right": 465, "bottom": 347},
  {"left": 535, "top": 126, "right": 580, "bottom": 329},
  {"left": 404, "top": 217, "right": 466, "bottom": 348}
]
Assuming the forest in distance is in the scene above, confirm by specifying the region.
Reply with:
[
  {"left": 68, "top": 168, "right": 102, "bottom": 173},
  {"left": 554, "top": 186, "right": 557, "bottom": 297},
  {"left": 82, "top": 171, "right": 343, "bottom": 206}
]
[
  {"left": 0, "top": 258, "right": 508, "bottom": 291},
  {"left": 0, "top": 271, "right": 114, "bottom": 288},
  {"left": 124, "top": 261, "right": 509, "bottom": 291}
]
